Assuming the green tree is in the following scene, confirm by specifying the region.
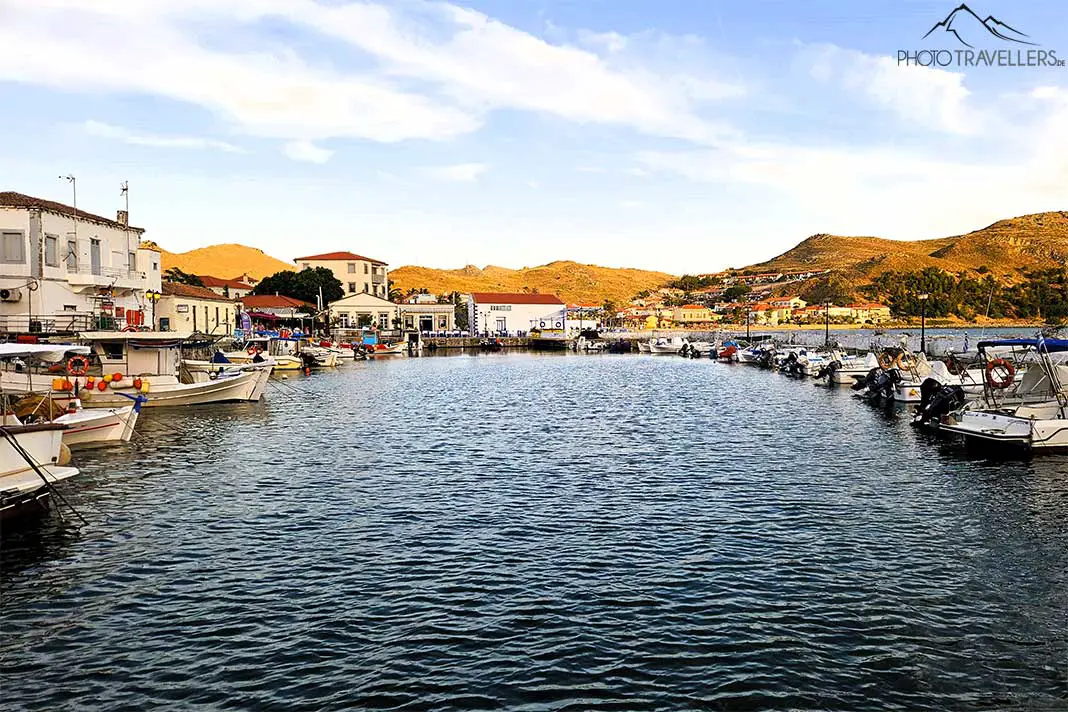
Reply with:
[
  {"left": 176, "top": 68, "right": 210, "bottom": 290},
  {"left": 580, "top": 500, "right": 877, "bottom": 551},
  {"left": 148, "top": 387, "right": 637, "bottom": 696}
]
[
  {"left": 722, "top": 284, "right": 751, "bottom": 302},
  {"left": 163, "top": 267, "right": 204, "bottom": 287},
  {"left": 251, "top": 267, "right": 343, "bottom": 306}
]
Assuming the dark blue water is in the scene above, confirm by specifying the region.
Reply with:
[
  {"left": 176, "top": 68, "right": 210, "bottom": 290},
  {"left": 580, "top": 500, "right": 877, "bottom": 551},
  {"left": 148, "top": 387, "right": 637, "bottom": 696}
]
[{"left": 2, "top": 354, "right": 1067, "bottom": 710}]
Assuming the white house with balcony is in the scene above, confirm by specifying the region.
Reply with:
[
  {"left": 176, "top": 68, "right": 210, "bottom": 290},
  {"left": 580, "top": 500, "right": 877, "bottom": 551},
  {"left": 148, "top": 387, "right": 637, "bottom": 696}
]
[
  {"left": 294, "top": 251, "right": 389, "bottom": 299},
  {"left": 0, "top": 191, "right": 162, "bottom": 335}
]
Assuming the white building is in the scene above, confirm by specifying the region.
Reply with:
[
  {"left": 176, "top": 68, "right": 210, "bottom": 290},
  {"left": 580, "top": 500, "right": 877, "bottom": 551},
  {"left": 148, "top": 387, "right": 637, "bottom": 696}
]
[
  {"left": 0, "top": 191, "right": 162, "bottom": 335},
  {"left": 468, "top": 292, "right": 566, "bottom": 336},
  {"left": 158, "top": 282, "right": 235, "bottom": 334},
  {"left": 294, "top": 251, "right": 389, "bottom": 299},
  {"left": 327, "top": 293, "right": 456, "bottom": 333}
]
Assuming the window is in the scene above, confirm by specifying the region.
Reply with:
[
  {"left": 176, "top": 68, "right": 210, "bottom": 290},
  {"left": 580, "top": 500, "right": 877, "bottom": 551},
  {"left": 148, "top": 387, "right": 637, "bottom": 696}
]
[
  {"left": 338, "top": 312, "right": 349, "bottom": 328},
  {"left": 152, "top": 261, "right": 158, "bottom": 271},
  {"left": 63, "top": 304, "right": 77, "bottom": 311},
  {"left": 215, "top": 306, "right": 219, "bottom": 325},
  {"left": 1, "top": 231, "right": 25, "bottom": 263},
  {"left": 128, "top": 252, "right": 137, "bottom": 272},
  {"left": 347, "top": 263, "right": 356, "bottom": 273},
  {"left": 67, "top": 240, "right": 78, "bottom": 270},
  {"left": 363, "top": 284, "right": 368, "bottom": 293},
  {"left": 176, "top": 304, "right": 189, "bottom": 313},
  {"left": 160, "top": 317, "right": 170, "bottom": 330},
  {"left": 379, "top": 312, "right": 390, "bottom": 327},
  {"left": 44, "top": 235, "right": 59, "bottom": 266},
  {"left": 348, "top": 282, "right": 356, "bottom": 293},
  {"left": 364, "top": 264, "right": 369, "bottom": 274},
  {"left": 301, "top": 262, "right": 309, "bottom": 270},
  {"left": 101, "top": 342, "right": 124, "bottom": 360}
]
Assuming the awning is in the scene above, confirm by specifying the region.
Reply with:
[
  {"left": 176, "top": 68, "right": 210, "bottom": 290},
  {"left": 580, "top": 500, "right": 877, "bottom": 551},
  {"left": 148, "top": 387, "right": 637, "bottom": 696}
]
[
  {"left": 245, "top": 311, "right": 281, "bottom": 321},
  {"left": 977, "top": 338, "right": 1068, "bottom": 353}
]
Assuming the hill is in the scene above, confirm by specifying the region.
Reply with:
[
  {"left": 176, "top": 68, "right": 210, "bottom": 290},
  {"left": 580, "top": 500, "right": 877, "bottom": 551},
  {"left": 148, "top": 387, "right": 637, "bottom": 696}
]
[
  {"left": 753, "top": 211, "right": 1068, "bottom": 283},
  {"left": 389, "top": 261, "right": 675, "bottom": 304},
  {"left": 157, "top": 243, "right": 293, "bottom": 281}
]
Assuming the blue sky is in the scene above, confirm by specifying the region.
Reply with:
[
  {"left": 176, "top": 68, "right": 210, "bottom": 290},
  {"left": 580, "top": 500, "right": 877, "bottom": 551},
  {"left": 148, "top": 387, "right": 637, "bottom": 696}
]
[{"left": 1, "top": 0, "right": 1065, "bottom": 275}]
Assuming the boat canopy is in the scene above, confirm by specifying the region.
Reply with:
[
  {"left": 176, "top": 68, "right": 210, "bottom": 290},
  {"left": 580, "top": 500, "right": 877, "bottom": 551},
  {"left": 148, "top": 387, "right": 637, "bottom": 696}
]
[
  {"left": 0, "top": 343, "right": 90, "bottom": 360},
  {"left": 79, "top": 331, "right": 195, "bottom": 341},
  {"left": 977, "top": 338, "right": 1068, "bottom": 353}
]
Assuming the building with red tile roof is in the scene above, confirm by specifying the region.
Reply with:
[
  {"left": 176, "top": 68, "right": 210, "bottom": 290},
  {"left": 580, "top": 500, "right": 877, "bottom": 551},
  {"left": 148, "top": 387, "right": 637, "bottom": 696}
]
[{"left": 294, "top": 251, "right": 389, "bottom": 300}]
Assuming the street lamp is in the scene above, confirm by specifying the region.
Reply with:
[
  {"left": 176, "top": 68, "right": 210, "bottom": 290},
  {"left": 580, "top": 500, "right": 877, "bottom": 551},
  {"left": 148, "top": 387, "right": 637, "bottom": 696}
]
[
  {"left": 145, "top": 290, "right": 162, "bottom": 330},
  {"left": 918, "top": 293, "right": 930, "bottom": 354},
  {"left": 824, "top": 301, "right": 832, "bottom": 347},
  {"left": 745, "top": 307, "right": 751, "bottom": 341}
]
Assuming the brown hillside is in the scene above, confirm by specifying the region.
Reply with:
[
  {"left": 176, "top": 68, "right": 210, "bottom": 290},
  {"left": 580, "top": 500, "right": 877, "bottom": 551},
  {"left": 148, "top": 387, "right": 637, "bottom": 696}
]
[
  {"left": 390, "top": 261, "right": 675, "bottom": 304},
  {"left": 160, "top": 243, "right": 293, "bottom": 281},
  {"left": 755, "top": 211, "right": 1068, "bottom": 281}
]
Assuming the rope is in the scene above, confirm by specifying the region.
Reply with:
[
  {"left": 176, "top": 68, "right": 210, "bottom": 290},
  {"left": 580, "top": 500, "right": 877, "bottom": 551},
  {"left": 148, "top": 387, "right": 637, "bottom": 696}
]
[{"left": 0, "top": 426, "right": 88, "bottom": 525}]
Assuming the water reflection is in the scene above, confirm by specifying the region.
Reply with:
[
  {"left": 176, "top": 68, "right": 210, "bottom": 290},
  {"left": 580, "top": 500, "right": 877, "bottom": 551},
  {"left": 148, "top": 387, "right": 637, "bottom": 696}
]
[{"left": 2, "top": 353, "right": 1066, "bottom": 710}]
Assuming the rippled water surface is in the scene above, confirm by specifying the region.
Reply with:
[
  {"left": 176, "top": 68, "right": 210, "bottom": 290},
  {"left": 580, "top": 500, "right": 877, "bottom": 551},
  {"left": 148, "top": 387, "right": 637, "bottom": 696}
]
[{"left": 3, "top": 353, "right": 1068, "bottom": 710}]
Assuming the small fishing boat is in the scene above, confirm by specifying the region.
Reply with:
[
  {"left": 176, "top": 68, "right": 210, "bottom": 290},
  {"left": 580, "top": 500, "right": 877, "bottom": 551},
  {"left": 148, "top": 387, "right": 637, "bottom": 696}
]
[
  {"left": 1, "top": 332, "right": 271, "bottom": 407},
  {"left": 637, "top": 340, "right": 652, "bottom": 354},
  {"left": 224, "top": 336, "right": 303, "bottom": 370},
  {"left": 0, "top": 423, "right": 79, "bottom": 522}
]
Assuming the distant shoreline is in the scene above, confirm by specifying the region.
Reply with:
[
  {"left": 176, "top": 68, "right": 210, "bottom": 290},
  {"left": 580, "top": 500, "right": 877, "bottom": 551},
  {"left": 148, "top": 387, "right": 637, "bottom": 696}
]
[{"left": 632, "top": 321, "right": 1047, "bottom": 333}]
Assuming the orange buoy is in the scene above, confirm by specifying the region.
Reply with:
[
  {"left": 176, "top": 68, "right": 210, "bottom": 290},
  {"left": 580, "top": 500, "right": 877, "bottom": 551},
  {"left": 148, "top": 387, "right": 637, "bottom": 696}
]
[
  {"left": 112, "top": 372, "right": 123, "bottom": 382},
  {"left": 133, "top": 378, "right": 143, "bottom": 390},
  {"left": 97, "top": 380, "right": 108, "bottom": 391}
]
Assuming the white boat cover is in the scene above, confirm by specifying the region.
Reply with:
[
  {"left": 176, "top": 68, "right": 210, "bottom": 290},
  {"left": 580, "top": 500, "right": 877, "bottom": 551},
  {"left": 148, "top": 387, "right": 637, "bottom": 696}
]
[{"left": 0, "top": 343, "right": 90, "bottom": 361}]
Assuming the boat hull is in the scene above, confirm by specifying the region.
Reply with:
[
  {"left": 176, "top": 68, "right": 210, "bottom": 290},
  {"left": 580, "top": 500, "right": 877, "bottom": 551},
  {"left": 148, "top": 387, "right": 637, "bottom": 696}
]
[
  {"left": 0, "top": 370, "right": 270, "bottom": 408},
  {"left": 53, "top": 405, "right": 140, "bottom": 447}
]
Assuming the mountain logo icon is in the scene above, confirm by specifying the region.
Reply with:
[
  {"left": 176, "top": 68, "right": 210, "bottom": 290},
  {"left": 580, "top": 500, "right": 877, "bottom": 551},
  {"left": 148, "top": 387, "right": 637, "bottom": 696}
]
[{"left": 922, "top": 4, "right": 1037, "bottom": 48}]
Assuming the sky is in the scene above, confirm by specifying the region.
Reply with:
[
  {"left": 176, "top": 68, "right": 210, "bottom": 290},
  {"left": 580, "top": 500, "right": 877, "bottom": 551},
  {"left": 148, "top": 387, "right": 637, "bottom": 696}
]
[{"left": 1, "top": 0, "right": 1066, "bottom": 275}]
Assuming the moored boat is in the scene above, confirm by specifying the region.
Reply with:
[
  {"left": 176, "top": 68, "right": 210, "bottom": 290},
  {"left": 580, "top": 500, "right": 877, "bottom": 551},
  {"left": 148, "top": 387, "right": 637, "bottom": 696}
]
[{"left": 0, "top": 423, "right": 79, "bottom": 522}]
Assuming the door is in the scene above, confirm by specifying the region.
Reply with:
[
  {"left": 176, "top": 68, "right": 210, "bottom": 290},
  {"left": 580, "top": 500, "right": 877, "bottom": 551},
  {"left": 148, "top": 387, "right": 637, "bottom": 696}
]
[
  {"left": 419, "top": 315, "right": 433, "bottom": 332},
  {"left": 90, "top": 239, "right": 101, "bottom": 275},
  {"left": 495, "top": 317, "right": 506, "bottom": 334}
]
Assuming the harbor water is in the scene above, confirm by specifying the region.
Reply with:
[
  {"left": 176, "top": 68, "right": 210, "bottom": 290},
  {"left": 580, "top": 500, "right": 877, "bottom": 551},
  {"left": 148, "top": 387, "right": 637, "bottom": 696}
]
[{"left": 2, "top": 353, "right": 1067, "bottom": 710}]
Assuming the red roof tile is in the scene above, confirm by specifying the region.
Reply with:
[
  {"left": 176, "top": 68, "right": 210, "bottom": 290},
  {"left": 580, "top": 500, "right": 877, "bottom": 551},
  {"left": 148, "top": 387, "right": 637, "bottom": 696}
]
[
  {"left": 0, "top": 191, "right": 145, "bottom": 232},
  {"left": 294, "top": 251, "right": 387, "bottom": 265},
  {"left": 162, "top": 282, "right": 233, "bottom": 301},
  {"left": 240, "top": 294, "right": 315, "bottom": 309},
  {"left": 469, "top": 292, "right": 565, "bottom": 305},
  {"left": 197, "top": 275, "right": 253, "bottom": 290}
]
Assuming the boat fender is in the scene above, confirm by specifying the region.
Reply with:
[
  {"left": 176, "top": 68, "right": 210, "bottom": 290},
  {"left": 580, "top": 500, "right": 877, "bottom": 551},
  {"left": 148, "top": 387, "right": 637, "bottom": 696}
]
[
  {"left": 247, "top": 346, "right": 257, "bottom": 355},
  {"left": 112, "top": 371, "right": 124, "bottom": 382},
  {"left": 986, "top": 358, "right": 1015, "bottom": 389},
  {"left": 97, "top": 380, "right": 108, "bottom": 391},
  {"left": 140, "top": 381, "right": 151, "bottom": 394},
  {"left": 66, "top": 355, "right": 89, "bottom": 376},
  {"left": 209, "top": 371, "right": 219, "bottom": 381},
  {"left": 132, "top": 378, "right": 143, "bottom": 390},
  {"left": 57, "top": 442, "right": 72, "bottom": 466}
]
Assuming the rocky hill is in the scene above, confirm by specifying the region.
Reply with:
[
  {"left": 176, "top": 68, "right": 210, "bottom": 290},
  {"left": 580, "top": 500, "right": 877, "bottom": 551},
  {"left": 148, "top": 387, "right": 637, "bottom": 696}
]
[
  {"left": 753, "top": 211, "right": 1068, "bottom": 281},
  {"left": 157, "top": 243, "right": 293, "bottom": 281},
  {"left": 389, "top": 261, "right": 674, "bottom": 304}
]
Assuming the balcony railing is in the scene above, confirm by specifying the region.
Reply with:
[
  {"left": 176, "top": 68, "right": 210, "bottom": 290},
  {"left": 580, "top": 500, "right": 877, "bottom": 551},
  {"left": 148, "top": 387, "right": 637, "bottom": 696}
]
[
  {"left": 0, "top": 312, "right": 119, "bottom": 335},
  {"left": 371, "top": 272, "right": 386, "bottom": 284},
  {"left": 67, "top": 265, "right": 144, "bottom": 280}
]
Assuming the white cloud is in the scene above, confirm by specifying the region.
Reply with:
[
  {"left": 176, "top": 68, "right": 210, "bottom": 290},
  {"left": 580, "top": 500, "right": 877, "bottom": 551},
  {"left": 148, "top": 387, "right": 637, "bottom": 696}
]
[
  {"left": 805, "top": 43, "right": 978, "bottom": 135},
  {"left": 527, "top": 180, "right": 541, "bottom": 189},
  {"left": 620, "top": 200, "right": 643, "bottom": 209},
  {"left": 283, "top": 140, "right": 334, "bottom": 164},
  {"left": 83, "top": 120, "right": 245, "bottom": 152},
  {"left": 421, "top": 163, "right": 489, "bottom": 182},
  {"left": 0, "top": 0, "right": 741, "bottom": 148},
  {"left": 625, "top": 167, "right": 647, "bottom": 177},
  {"left": 576, "top": 166, "right": 606, "bottom": 173}
]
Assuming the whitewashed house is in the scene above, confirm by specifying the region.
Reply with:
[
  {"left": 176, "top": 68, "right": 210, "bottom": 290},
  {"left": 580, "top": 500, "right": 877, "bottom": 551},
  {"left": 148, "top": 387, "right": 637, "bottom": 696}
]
[
  {"left": 467, "top": 293, "right": 566, "bottom": 336},
  {"left": 295, "top": 251, "right": 389, "bottom": 299},
  {"left": 0, "top": 191, "right": 162, "bottom": 335}
]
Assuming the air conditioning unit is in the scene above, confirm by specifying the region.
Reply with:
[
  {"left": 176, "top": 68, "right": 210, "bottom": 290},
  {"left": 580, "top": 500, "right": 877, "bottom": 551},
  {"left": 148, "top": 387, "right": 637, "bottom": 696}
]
[{"left": 0, "top": 288, "right": 23, "bottom": 302}]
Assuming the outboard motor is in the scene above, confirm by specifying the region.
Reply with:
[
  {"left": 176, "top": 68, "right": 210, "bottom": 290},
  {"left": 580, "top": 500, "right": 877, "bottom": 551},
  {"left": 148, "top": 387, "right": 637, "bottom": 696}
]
[
  {"left": 815, "top": 359, "right": 841, "bottom": 380},
  {"left": 913, "top": 380, "right": 967, "bottom": 426}
]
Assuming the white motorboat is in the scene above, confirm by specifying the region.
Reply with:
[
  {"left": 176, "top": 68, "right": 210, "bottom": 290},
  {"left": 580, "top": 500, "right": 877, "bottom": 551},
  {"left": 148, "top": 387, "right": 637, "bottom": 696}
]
[
  {"left": 648, "top": 337, "right": 686, "bottom": 354},
  {"left": 936, "top": 337, "right": 1068, "bottom": 451},
  {"left": 0, "top": 423, "right": 79, "bottom": 522},
  {"left": 637, "top": 340, "right": 652, "bottom": 354},
  {"left": 814, "top": 351, "right": 879, "bottom": 384}
]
